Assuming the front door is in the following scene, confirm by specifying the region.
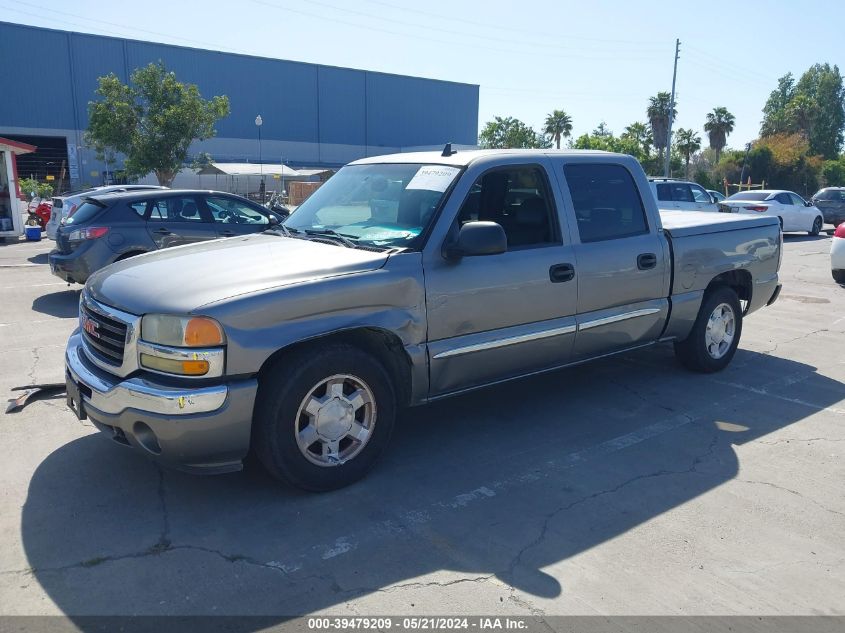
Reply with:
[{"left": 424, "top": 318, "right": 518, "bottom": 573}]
[
  {"left": 424, "top": 162, "right": 578, "bottom": 396},
  {"left": 559, "top": 162, "right": 670, "bottom": 360},
  {"left": 145, "top": 195, "right": 218, "bottom": 248},
  {"left": 203, "top": 194, "right": 271, "bottom": 238}
]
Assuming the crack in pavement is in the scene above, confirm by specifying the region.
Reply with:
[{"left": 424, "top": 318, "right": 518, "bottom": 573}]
[
  {"left": 505, "top": 432, "right": 721, "bottom": 581},
  {"left": 734, "top": 479, "right": 844, "bottom": 517},
  {"left": 760, "top": 328, "right": 829, "bottom": 356}
]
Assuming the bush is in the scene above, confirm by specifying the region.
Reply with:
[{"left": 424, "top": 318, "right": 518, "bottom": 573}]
[{"left": 18, "top": 178, "right": 53, "bottom": 200}]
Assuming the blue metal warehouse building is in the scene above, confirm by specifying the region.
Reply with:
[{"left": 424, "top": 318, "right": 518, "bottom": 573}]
[{"left": 0, "top": 21, "right": 479, "bottom": 188}]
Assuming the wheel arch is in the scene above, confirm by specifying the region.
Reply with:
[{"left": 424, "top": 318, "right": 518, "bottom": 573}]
[
  {"left": 256, "top": 327, "right": 414, "bottom": 408},
  {"left": 705, "top": 269, "right": 752, "bottom": 312}
]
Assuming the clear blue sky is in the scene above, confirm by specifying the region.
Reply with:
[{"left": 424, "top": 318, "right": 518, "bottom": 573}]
[{"left": 4, "top": 0, "right": 842, "bottom": 148}]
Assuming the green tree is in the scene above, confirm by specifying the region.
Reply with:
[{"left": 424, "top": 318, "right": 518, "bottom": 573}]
[
  {"left": 674, "top": 128, "right": 701, "bottom": 179},
  {"left": 822, "top": 158, "right": 845, "bottom": 186},
  {"left": 479, "top": 116, "right": 545, "bottom": 149},
  {"left": 761, "top": 65, "right": 845, "bottom": 159},
  {"left": 592, "top": 121, "right": 612, "bottom": 138},
  {"left": 543, "top": 109, "right": 573, "bottom": 149},
  {"left": 761, "top": 73, "right": 795, "bottom": 137},
  {"left": 647, "top": 92, "right": 676, "bottom": 164},
  {"left": 85, "top": 61, "right": 230, "bottom": 186},
  {"left": 794, "top": 63, "right": 845, "bottom": 159},
  {"left": 704, "top": 107, "right": 735, "bottom": 165}
]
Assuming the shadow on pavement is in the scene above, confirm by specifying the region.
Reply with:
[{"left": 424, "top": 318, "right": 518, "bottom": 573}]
[
  {"left": 27, "top": 253, "right": 49, "bottom": 265},
  {"left": 31, "top": 289, "right": 79, "bottom": 319},
  {"left": 20, "top": 345, "right": 845, "bottom": 619}
]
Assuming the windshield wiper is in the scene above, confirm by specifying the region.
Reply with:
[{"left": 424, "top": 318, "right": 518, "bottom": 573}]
[
  {"left": 264, "top": 224, "right": 300, "bottom": 238},
  {"left": 303, "top": 228, "right": 360, "bottom": 249}
]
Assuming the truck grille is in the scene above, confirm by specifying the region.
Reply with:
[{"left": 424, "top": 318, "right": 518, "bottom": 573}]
[{"left": 80, "top": 299, "right": 129, "bottom": 365}]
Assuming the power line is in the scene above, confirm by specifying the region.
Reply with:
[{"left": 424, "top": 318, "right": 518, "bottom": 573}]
[
  {"left": 361, "top": 0, "right": 670, "bottom": 48},
  {"left": 297, "top": 0, "right": 665, "bottom": 55},
  {"left": 5, "top": 0, "right": 243, "bottom": 53},
  {"left": 249, "top": 0, "right": 663, "bottom": 63}
]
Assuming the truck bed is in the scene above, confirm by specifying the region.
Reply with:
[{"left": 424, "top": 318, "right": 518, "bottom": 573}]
[{"left": 659, "top": 210, "right": 779, "bottom": 238}]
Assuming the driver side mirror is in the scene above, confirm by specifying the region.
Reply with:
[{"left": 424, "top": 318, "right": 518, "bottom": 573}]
[
  {"left": 268, "top": 214, "right": 281, "bottom": 225},
  {"left": 805, "top": 200, "right": 814, "bottom": 207},
  {"left": 444, "top": 221, "right": 507, "bottom": 259}
]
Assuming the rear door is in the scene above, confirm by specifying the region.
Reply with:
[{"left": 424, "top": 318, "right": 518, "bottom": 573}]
[
  {"left": 203, "top": 194, "right": 271, "bottom": 237},
  {"left": 559, "top": 162, "right": 670, "bottom": 360},
  {"left": 668, "top": 182, "right": 697, "bottom": 211},
  {"left": 144, "top": 194, "right": 218, "bottom": 248}
]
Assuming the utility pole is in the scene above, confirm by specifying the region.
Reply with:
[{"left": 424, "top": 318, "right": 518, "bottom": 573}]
[{"left": 664, "top": 38, "right": 680, "bottom": 178}]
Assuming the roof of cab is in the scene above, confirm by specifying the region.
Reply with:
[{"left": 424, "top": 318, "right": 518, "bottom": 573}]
[{"left": 350, "top": 148, "right": 617, "bottom": 168}]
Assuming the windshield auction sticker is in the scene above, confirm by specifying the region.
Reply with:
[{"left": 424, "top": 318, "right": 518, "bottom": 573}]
[{"left": 406, "top": 165, "right": 461, "bottom": 192}]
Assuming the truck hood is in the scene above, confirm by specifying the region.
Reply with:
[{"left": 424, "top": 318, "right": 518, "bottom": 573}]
[{"left": 87, "top": 234, "right": 390, "bottom": 315}]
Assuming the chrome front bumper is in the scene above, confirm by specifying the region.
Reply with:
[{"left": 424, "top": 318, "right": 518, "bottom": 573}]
[
  {"left": 66, "top": 332, "right": 227, "bottom": 415},
  {"left": 65, "top": 332, "right": 258, "bottom": 474}
]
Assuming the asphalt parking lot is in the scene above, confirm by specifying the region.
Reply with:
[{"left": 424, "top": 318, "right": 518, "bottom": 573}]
[{"left": 1, "top": 232, "right": 844, "bottom": 619}]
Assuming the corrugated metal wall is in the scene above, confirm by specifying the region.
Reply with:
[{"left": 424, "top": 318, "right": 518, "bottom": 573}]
[{"left": 0, "top": 21, "right": 478, "bottom": 171}]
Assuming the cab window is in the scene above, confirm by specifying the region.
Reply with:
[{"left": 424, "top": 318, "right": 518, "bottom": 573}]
[
  {"left": 456, "top": 166, "right": 558, "bottom": 248},
  {"left": 565, "top": 163, "right": 649, "bottom": 243}
]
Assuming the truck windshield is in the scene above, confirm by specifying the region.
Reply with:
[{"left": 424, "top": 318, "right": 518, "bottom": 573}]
[{"left": 284, "top": 163, "right": 461, "bottom": 248}]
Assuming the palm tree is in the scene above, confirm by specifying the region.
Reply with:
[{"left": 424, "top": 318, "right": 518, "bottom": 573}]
[
  {"left": 704, "top": 107, "right": 736, "bottom": 164},
  {"left": 674, "top": 128, "right": 701, "bottom": 179},
  {"left": 543, "top": 109, "right": 573, "bottom": 149},
  {"left": 647, "top": 92, "right": 677, "bottom": 164},
  {"left": 622, "top": 122, "right": 653, "bottom": 156}
]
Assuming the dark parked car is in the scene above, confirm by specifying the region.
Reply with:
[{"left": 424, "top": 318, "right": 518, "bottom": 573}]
[
  {"left": 49, "top": 190, "right": 281, "bottom": 284},
  {"left": 812, "top": 187, "right": 845, "bottom": 226}
]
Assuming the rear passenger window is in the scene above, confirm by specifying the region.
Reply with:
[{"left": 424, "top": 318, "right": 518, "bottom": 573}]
[
  {"left": 655, "top": 183, "right": 672, "bottom": 201},
  {"left": 148, "top": 197, "right": 205, "bottom": 222},
  {"left": 456, "top": 166, "right": 557, "bottom": 248},
  {"left": 564, "top": 164, "right": 649, "bottom": 243},
  {"left": 129, "top": 201, "right": 147, "bottom": 217}
]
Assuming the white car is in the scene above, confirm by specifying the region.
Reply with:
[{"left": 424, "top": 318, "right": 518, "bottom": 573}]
[
  {"left": 707, "top": 189, "right": 726, "bottom": 203},
  {"left": 45, "top": 185, "right": 167, "bottom": 239},
  {"left": 719, "top": 190, "right": 824, "bottom": 234},
  {"left": 649, "top": 178, "right": 718, "bottom": 212},
  {"left": 832, "top": 223, "right": 845, "bottom": 284}
]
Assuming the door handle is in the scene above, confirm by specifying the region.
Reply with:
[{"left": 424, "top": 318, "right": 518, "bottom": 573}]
[
  {"left": 549, "top": 263, "right": 575, "bottom": 283},
  {"left": 153, "top": 228, "right": 172, "bottom": 235},
  {"left": 637, "top": 253, "right": 657, "bottom": 270}
]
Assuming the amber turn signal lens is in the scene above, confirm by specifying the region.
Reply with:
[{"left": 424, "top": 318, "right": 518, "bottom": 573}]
[
  {"left": 184, "top": 317, "right": 225, "bottom": 347},
  {"left": 140, "top": 354, "right": 210, "bottom": 376}
]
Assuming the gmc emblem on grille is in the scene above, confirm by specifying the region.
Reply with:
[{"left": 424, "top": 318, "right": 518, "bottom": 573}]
[{"left": 81, "top": 314, "right": 101, "bottom": 339}]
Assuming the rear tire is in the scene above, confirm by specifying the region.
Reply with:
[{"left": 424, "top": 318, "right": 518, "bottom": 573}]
[
  {"left": 674, "top": 286, "right": 743, "bottom": 373},
  {"left": 254, "top": 343, "right": 396, "bottom": 491},
  {"left": 833, "top": 270, "right": 845, "bottom": 284},
  {"left": 809, "top": 216, "right": 823, "bottom": 236}
]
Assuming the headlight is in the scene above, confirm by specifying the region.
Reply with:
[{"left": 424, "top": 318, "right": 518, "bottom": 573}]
[{"left": 141, "top": 314, "right": 225, "bottom": 347}]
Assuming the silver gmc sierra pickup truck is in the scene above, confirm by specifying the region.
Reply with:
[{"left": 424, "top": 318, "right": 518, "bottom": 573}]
[{"left": 65, "top": 149, "right": 782, "bottom": 490}]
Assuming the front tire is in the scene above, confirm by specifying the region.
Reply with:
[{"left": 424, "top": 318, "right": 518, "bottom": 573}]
[
  {"left": 254, "top": 344, "right": 396, "bottom": 491},
  {"left": 809, "top": 216, "right": 823, "bottom": 236},
  {"left": 674, "top": 286, "right": 743, "bottom": 373}
]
